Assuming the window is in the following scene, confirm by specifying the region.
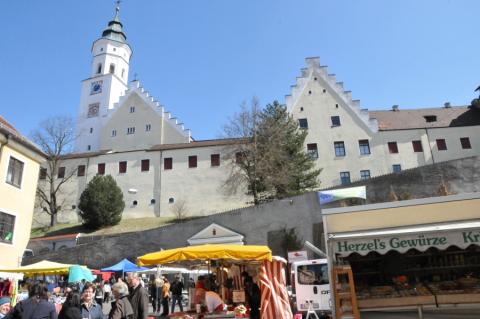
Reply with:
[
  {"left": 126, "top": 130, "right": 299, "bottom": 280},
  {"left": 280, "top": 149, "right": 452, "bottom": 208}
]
[
  {"left": 141, "top": 159, "right": 150, "bottom": 172},
  {"left": 6, "top": 157, "right": 24, "bottom": 188},
  {"left": 424, "top": 115, "right": 437, "bottom": 122},
  {"left": 412, "top": 140, "right": 423, "bottom": 152},
  {"left": 77, "top": 165, "right": 86, "bottom": 177},
  {"left": 109, "top": 63, "right": 115, "bottom": 74},
  {"left": 360, "top": 170, "right": 371, "bottom": 180},
  {"left": 119, "top": 161, "right": 127, "bottom": 173},
  {"left": 132, "top": 200, "right": 138, "bottom": 206},
  {"left": 121, "top": 69, "right": 125, "bottom": 78},
  {"left": 340, "top": 172, "right": 351, "bottom": 185},
  {"left": 150, "top": 199, "right": 156, "bottom": 204},
  {"left": 164, "top": 158, "right": 172, "bottom": 170},
  {"left": 0, "top": 212, "right": 15, "bottom": 244},
  {"left": 298, "top": 118, "right": 308, "bottom": 129},
  {"left": 87, "top": 145, "right": 91, "bottom": 151},
  {"left": 145, "top": 124, "right": 151, "bottom": 132},
  {"left": 39, "top": 168, "right": 47, "bottom": 180},
  {"left": 436, "top": 139, "right": 447, "bottom": 151},
  {"left": 460, "top": 137, "right": 472, "bottom": 149},
  {"left": 57, "top": 167, "right": 65, "bottom": 179},
  {"left": 96, "top": 63, "right": 102, "bottom": 74},
  {"left": 334, "top": 141, "right": 346, "bottom": 157},
  {"left": 331, "top": 116, "right": 341, "bottom": 127},
  {"left": 188, "top": 156, "right": 197, "bottom": 168},
  {"left": 307, "top": 143, "right": 318, "bottom": 159},
  {"left": 393, "top": 164, "right": 402, "bottom": 173},
  {"left": 236, "top": 152, "right": 245, "bottom": 164},
  {"left": 130, "top": 106, "right": 135, "bottom": 113},
  {"left": 111, "top": 130, "right": 117, "bottom": 137},
  {"left": 358, "top": 140, "right": 371, "bottom": 155},
  {"left": 297, "top": 263, "right": 329, "bottom": 285},
  {"left": 388, "top": 142, "right": 399, "bottom": 154},
  {"left": 211, "top": 154, "right": 220, "bottom": 167},
  {"left": 98, "top": 163, "right": 105, "bottom": 175},
  {"left": 127, "top": 127, "right": 135, "bottom": 135},
  {"left": 89, "top": 127, "right": 93, "bottom": 133},
  {"left": 169, "top": 197, "right": 175, "bottom": 204}
]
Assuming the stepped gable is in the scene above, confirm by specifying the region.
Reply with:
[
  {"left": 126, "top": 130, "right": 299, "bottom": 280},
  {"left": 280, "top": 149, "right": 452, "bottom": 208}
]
[
  {"left": 370, "top": 105, "right": 480, "bottom": 130},
  {"left": 285, "top": 57, "right": 378, "bottom": 133},
  {"left": 109, "top": 80, "right": 191, "bottom": 141}
]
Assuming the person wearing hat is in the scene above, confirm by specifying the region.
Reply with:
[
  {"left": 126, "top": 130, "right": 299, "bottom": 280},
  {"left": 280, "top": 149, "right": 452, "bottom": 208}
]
[{"left": 0, "top": 297, "right": 11, "bottom": 319}]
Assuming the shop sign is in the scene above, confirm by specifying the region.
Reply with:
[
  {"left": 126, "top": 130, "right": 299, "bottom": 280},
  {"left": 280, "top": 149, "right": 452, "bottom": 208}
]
[
  {"left": 288, "top": 250, "right": 308, "bottom": 263},
  {"left": 332, "top": 228, "right": 480, "bottom": 256}
]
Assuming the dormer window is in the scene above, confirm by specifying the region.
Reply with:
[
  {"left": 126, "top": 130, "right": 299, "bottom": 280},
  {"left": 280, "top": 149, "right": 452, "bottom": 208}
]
[
  {"left": 109, "top": 63, "right": 115, "bottom": 74},
  {"left": 96, "top": 63, "right": 102, "bottom": 74},
  {"left": 424, "top": 115, "right": 437, "bottom": 122}
]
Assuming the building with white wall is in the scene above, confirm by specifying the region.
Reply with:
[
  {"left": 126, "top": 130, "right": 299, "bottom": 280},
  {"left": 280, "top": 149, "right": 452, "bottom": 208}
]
[
  {"left": 0, "top": 116, "right": 45, "bottom": 267},
  {"left": 34, "top": 6, "right": 480, "bottom": 225}
]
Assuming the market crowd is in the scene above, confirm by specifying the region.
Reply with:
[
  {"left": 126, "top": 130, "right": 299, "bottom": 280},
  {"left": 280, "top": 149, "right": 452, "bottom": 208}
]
[{"left": 0, "top": 272, "right": 187, "bottom": 319}]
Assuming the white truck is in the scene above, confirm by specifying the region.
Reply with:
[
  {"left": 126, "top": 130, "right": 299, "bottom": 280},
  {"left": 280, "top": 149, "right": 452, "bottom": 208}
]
[{"left": 292, "top": 258, "right": 331, "bottom": 318}]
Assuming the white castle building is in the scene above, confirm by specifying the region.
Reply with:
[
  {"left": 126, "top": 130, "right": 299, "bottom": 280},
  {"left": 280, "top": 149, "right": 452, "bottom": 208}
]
[{"left": 34, "top": 6, "right": 480, "bottom": 225}]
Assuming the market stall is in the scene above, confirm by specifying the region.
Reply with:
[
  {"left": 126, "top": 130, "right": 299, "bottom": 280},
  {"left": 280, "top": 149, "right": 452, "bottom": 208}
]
[
  {"left": 0, "top": 260, "right": 78, "bottom": 276},
  {"left": 322, "top": 193, "right": 480, "bottom": 318},
  {"left": 137, "top": 244, "right": 293, "bottom": 319}
]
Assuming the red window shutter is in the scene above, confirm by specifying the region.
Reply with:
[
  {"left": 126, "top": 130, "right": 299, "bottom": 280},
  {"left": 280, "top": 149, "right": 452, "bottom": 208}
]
[
  {"left": 98, "top": 163, "right": 105, "bottom": 175},
  {"left": 164, "top": 158, "right": 172, "bottom": 170},
  {"left": 460, "top": 137, "right": 471, "bottom": 149},
  {"left": 388, "top": 142, "right": 398, "bottom": 154},
  {"left": 119, "top": 161, "right": 127, "bottom": 173},
  {"left": 77, "top": 165, "right": 86, "bottom": 177},
  {"left": 189, "top": 156, "right": 197, "bottom": 168},
  {"left": 141, "top": 159, "right": 150, "bottom": 172},
  {"left": 39, "top": 168, "right": 47, "bottom": 180},
  {"left": 412, "top": 140, "right": 423, "bottom": 152},
  {"left": 57, "top": 167, "right": 65, "bottom": 179},
  {"left": 211, "top": 154, "right": 220, "bottom": 167},
  {"left": 436, "top": 139, "right": 447, "bottom": 151}
]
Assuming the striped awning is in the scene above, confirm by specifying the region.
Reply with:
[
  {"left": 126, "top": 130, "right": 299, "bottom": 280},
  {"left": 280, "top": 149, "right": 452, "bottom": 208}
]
[{"left": 259, "top": 256, "right": 293, "bottom": 319}]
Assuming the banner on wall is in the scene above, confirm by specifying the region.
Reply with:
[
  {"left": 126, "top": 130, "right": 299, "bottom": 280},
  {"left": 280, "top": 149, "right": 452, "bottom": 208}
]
[{"left": 317, "top": 186, "right": 366, "bottom": 205}]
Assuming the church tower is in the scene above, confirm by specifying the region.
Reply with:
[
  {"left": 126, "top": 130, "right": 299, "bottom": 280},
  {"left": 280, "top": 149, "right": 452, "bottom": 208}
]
[{"left": 75, "top": 2, "right": 132, "bottom": 152}]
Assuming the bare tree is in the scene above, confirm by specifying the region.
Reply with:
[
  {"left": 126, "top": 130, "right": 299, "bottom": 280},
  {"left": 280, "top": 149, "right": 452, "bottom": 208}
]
[
  {"left": 31, "top": 116, "right": 77, "bottom": 226},
  {"left": 171, "top": 199, "right": 189, "bottom": 221},
  {"left": 222, "top": 98, "right": 320, "bottom": 205},
  {"left": 222, "top": 97, "right": 266, "bottom": 204}
]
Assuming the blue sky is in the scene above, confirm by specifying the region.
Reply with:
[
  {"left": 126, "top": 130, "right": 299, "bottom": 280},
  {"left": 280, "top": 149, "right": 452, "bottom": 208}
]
[{"left": 0, "top": 0, "right": 478, "bottom": 140}]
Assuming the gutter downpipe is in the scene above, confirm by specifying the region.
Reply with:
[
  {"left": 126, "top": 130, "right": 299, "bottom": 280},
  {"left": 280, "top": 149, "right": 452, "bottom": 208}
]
[
  {"left": 0, "top": 132, "right": 11, "bottom": 163},
  {"left": 425, "top": 127, "right": 435, "bottom": 164}
]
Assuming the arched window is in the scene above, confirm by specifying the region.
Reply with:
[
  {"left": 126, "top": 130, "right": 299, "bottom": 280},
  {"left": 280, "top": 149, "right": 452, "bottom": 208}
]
[
  {"left": 97, "top": 63, "right": 102, "bottom": 74},
  {"left": 121, "top": 68, "right": 125, "bottom": 78},
  {"left": 109, "top": 63, "right": 115, "bottom": 74}
]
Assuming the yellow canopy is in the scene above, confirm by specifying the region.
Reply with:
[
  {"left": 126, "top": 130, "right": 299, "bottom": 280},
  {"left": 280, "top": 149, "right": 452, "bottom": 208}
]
[
  {"left": 0, "top": 260, "right": 77, "bottom": 276},
  {"left": 137, "top": 244, "right": 272, "bottom": 266}
]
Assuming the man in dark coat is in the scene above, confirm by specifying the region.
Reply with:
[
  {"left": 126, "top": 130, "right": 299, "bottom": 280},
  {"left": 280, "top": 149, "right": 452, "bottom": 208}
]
[
  {"left": 5, "top": 283, "right": 57, "bottom": 319},
  {"left": 127, "top": 273, "right": 149, "bottom": 319}
]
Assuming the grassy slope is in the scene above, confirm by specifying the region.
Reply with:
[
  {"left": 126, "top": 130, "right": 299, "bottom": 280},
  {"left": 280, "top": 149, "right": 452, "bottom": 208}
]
[{"left": 30, "top": 217, "right": 181, "bottom": 238}]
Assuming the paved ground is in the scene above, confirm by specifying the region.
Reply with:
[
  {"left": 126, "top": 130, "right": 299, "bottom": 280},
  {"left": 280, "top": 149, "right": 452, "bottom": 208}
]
[{"left": 361, "top": 309, "right": 480, "bottom": 319}]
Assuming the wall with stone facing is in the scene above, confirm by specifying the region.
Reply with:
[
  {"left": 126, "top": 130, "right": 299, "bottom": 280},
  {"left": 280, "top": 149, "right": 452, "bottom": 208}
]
[{"left": 25, "top": 156, "right": 480, "bottom": 268}]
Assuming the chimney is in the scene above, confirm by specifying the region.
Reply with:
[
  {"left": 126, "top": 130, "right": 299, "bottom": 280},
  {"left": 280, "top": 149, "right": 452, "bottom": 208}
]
[
  {"left": 444, "top": 102, "right": 451, "bottom": 108},
  {"left": 392, "top": 105, "right": 399, "bottom": 112}
]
